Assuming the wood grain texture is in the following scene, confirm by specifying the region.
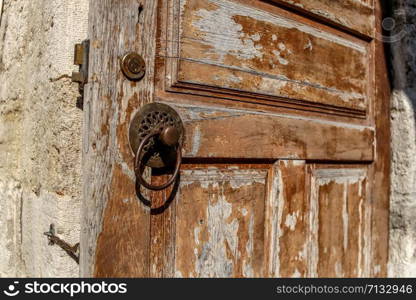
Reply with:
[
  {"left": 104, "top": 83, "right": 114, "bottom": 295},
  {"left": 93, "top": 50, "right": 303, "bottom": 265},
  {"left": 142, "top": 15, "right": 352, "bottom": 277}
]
[
  {"left": 369, "top": 0, "right": 391, "bottom": 277},
  {"left": 149, "top": 173, "right": 177, "bottom": 278},
  {"left": 308, "top": 166, "right": 371, "bottom": 277},
  {"left": 274, "top": 160, "right": 309, "bottom": 277},
  {"left": 168, "top": 103, "right": 374, "bottom": 161},
  {"left": 269, "top": 0, "right": 374, "bottom": 37},
  {"left": 171, "top": 166, "right": 269, "bottom": 277},
  {"left": 163, "top": 0, "right": 369, "bottom": 116},
  {"left": 81, "top": 0, "right": 158, "bottom": 277}
]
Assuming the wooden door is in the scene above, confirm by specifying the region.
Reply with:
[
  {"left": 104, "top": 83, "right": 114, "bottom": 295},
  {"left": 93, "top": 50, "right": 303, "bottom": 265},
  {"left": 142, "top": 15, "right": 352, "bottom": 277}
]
[{"left": 81, "top": 0, "right": 390, "bottom": 277}]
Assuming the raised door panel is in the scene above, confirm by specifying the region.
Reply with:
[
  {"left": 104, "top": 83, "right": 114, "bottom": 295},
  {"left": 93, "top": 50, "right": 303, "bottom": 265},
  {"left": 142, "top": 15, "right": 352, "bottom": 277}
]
[
  {"left": 268, "top": 161, "right": 371, "bottom": 277},
  {"left": 308, "top": 166, "right": 371, "bottom": 277},
  {"left": 161, "top": 0, "right": 370, "bottom": 117},
  {"left": 149, "top": 165, "right": 276, "bottom": 278},
  {"left": 174, "top": 167, "right": 269, "bottom": 277}
]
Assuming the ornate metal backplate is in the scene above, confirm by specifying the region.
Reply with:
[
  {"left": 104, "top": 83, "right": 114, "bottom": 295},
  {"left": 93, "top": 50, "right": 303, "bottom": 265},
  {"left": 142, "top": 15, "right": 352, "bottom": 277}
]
[{"left": 129, "top": 103, "right": 184, "bottom": 168}]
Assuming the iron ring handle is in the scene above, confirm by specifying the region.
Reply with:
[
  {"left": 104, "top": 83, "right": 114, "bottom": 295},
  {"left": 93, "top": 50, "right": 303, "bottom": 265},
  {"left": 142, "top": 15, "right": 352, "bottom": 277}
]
[{"left": 134, "top": 130, "right": 182, "bottom": 191}]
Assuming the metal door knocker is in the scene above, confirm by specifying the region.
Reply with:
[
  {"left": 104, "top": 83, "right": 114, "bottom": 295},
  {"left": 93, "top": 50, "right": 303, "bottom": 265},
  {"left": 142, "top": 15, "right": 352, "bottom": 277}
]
[{"left": 129, "top": 103, "right": 184, "bottom": 190}]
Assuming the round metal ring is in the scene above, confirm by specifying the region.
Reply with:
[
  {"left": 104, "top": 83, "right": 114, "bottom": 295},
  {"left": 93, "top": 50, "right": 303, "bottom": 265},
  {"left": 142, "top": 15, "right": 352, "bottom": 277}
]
[{"left": 134, "top": 131, "right": 181, "bottom": 191}]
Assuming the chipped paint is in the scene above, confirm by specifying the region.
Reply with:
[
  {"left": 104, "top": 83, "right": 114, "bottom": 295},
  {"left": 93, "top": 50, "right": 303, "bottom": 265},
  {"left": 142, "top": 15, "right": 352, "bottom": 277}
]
[
  {"left": 175, "top": 168, "right": 267, "bottom": 277},
  {"left": 275, "top": 0, "right": 374, "bottom": 36},
  {"left": 290, "top": 269, "right": 300, "bottom": 277},
  {"left": 187, "top": 0, "right": 366, "bottom": 52},
  {"left": 190, "top": 124, "right": 201, "bottom": 156},
  {"left": 274, "top": 167, "right": 285, "bottom": 276},
  {"left": 174, "top": 0, "right": 369, "bottom": 112},
  {"left": 195, "top": 194, "right": 239, "bottom": 277},
  {"left": 180, "top": 169, "right": 267, "bottom": 189},
  {"left": 342, "top": 187, "right": 349, "bottom": 251},
  {"left": 313, "top": 169, "right": 366, "bottom": 185},
  {"left": 272, "top": 50, "right": 289, "bottom": 65},
  {"left": 167, "top": 103, "right": 375, "bottom": 162},
  {"left": 264, "top": 164, "right": 282, "bottom": 277},
  {"left": 274, "top": 161, "right": 310, "bottom": 277},
  {"left": 285, "top": 212, "right": 298, "bottom": 231},
  {"left": 192, "top": 6, "right": 264, "bottom": 62}
]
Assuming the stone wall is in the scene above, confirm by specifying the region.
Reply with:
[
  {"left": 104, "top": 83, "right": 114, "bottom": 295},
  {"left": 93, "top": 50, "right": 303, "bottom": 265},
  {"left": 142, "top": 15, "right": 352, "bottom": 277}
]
[
  {"left": 389, "top": 0, "right": 416, "bottom": 277},
  {"left": 0, "top": 0, "right": 88, "bottom": 277}
]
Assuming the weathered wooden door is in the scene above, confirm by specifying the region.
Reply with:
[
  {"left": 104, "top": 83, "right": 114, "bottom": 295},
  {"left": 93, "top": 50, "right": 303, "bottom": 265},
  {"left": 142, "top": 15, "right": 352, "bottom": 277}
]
[{"left": 81, "top": 0, "right": 390, "bottom": 277}]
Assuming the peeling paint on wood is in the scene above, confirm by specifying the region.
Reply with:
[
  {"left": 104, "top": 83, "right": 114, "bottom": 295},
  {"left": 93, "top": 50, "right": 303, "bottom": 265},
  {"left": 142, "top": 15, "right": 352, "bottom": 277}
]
[
  {"left": 270, "top": 0, "right": 375, "bottom": 37},
  {"left": 174, "top": 167, "right": 268, "bottom": 277},
  {"left": 274, "top": 160, "right": 309, "bottom": 277},
  {"left": 165, "top": 0, "right": 369, "bottom": 113},
  {"left": 309, "top": 166, "right": 371, "bottom": 277}
]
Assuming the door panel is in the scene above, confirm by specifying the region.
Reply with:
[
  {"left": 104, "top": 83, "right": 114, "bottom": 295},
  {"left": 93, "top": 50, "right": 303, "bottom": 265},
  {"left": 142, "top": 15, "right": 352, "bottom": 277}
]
[
  {"left": 163, "top": 0, "right": 369, "bottom": 116},
  {"left": 308, "top": 166, "right": 370, "bottom": 277},
  {"left": 272, "top": 160, "right": 309, "bottom": 278},
  {"left": 174, "top": 167, "right": 268, "bottom": 277}
]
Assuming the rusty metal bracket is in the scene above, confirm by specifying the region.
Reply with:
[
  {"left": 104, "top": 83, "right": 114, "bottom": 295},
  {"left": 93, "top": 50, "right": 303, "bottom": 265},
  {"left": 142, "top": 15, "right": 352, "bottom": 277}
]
[
  {"left": 44, "top": 224, "right": 79, "bottom": 264},
  {"left": 71, "top": 39, "right": 90, "bottom": 109}
]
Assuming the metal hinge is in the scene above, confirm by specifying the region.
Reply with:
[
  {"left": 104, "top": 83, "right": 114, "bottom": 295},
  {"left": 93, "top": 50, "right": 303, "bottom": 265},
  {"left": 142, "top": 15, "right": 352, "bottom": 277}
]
[
  {"left": 71, "top": 39, "right": 90, "bottom": 109},
  {"left": 44, "top": 224, "right": 80, "bottom": 264}
]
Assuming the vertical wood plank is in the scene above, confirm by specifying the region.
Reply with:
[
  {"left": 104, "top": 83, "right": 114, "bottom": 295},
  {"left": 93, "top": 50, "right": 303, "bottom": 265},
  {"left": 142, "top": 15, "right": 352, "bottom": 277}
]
[
  {"left": 265, "top": 160, "right": 309, "bottom": 277},
  {"left": 370, "top": 0, "right": 391, "bottom": 277},
  {"left": 81, "top": 0, "right": 158, "bottom": 277},
  {"left": 277, "top": 161, "right": 309, "bottom": 278},
  {"left": 149, "top": 173, "right": 177, "bottom": 278}
]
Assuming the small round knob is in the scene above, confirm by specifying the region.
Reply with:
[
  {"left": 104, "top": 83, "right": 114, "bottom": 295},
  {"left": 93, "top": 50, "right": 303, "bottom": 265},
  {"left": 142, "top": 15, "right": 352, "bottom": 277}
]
[
  {"left": 159, "top": 126, "right": 180, "bottom": 147},
  {"left": 120, "top": 52, "right": 145, "bottom": 81}
]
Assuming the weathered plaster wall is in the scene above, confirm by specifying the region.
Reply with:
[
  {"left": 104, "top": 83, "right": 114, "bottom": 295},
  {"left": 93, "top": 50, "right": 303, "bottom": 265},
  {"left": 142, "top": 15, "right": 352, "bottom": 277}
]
[
  {"left": 389, "top": 0, "right": 416, "bottom": 277},
  {"left": 0, "top": 0, "right": 88, "bottom": 277}
]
